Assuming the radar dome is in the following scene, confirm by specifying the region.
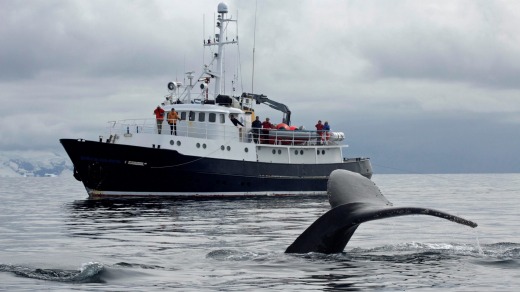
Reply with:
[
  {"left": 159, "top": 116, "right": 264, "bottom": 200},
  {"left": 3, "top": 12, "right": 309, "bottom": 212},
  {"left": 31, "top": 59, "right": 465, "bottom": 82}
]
[{"left": 217, "top": 3, "right": 228, "bottom": 14}]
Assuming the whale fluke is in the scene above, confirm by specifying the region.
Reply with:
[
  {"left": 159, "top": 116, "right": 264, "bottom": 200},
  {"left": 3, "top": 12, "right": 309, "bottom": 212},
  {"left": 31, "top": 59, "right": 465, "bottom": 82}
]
[{"left": 285, "top": 170, "right": 478, "bottom": 254}]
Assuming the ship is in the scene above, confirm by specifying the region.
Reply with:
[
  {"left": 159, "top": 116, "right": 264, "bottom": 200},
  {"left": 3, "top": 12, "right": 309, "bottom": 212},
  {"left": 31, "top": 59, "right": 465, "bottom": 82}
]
[{"left": 60, "top": 2, "right": 372, "bottom": 199}]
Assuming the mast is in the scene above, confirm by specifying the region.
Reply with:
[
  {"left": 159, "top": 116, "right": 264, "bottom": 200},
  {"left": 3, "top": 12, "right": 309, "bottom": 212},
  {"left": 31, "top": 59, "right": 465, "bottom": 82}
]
[
  {"left": 215, "top": 8, "right": 224, "bottom": 95},
  {"left": 205, "top": 3, "right": 237, "bottom": 97}
]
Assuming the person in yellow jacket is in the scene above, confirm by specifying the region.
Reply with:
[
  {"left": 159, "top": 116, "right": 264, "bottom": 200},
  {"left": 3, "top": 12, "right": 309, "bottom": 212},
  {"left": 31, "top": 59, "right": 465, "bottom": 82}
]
[{"left": 167, "top": 108, "right": 181, "bottom": 135}]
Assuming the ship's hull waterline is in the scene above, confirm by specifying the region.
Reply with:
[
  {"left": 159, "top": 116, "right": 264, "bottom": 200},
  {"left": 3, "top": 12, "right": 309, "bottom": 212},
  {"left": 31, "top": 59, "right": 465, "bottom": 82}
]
[{"left": 61, "top": 139, "right": 372, "bottom": 198}]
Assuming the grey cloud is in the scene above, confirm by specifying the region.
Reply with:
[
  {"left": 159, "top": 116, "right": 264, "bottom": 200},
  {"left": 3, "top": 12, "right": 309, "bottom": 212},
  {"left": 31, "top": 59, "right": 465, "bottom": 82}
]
[
  {"left": 0, "top": 1, "right": 202, "bottom": 81},
  {"left": 345, "top": 2, "right": 520, "bottom": 89},
  {"left": 1, "top": 0, "right": 519, "bottom": 174}
]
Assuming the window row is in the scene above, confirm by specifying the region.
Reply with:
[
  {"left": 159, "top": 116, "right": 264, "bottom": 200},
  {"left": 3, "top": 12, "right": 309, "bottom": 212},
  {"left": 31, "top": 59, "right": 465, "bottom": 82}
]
[{"left": 178, "top": 111, "right": 227, "bottom": 123}]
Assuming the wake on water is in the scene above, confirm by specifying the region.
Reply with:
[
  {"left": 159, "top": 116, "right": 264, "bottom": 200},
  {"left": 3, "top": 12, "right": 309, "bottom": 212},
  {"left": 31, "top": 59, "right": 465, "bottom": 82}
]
[
  {"left": 205, "top": 241, "right": 519, "bottom": 264},
  {"left": 0, "top": 262, "right": 105, "bottom": 283},
  {"left": 1, "top": 242, "right": 518, "bottom": 284}
]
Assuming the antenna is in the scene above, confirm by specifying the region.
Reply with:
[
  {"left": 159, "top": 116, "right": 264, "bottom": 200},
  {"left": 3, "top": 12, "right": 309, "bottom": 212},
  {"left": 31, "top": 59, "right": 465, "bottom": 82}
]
[
  {"left": 251, "top": 0, "right": 258, "bottom": 93},
  {"left": 236, "top": 10, "right": 244, "bottom": 94},
  {"left": 203, "top": 14, "right": 206, "bottom": 65}
]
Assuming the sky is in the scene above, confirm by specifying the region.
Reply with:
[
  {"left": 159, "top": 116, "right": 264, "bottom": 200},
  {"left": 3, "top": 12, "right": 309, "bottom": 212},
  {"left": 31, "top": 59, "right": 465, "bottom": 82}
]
[{"left": 1, "top": 0, "right": 519, "bottom": 174}]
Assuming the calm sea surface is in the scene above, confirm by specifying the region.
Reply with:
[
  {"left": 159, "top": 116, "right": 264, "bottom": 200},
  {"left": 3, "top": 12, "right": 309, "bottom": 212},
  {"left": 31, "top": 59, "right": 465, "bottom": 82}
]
[{"left": 1, "top": 173, "right": 519, "bottom": 291}]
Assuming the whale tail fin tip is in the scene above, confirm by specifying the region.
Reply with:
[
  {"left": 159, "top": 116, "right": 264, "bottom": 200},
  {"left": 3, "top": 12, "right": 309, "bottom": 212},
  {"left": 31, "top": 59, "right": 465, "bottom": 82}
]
[{"left": 286, "top": 170, "right": 478, "bottom": 254}]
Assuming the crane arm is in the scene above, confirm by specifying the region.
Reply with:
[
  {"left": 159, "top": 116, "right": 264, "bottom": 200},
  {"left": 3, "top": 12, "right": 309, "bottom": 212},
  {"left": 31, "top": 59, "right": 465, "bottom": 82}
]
[{"left": 242, "top": 93, "right": 292, "bottom": 125}]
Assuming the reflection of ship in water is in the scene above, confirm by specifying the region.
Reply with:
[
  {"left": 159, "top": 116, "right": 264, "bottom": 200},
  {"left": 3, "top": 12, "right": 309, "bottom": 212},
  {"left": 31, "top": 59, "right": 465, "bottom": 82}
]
[
  {"left": 66, "top": 199, "right": 185, "bottom": 239},
  {"left": 68, "top": 196, "right": 325, "bottom": 219},
  {"left": 60, "top": 3, "right": 372, "bottom": 199},
  {"left": 65, "top": 196, "right": 327, "bottom": 241},
  {"left": 68, "top": 199, "right": 171, "bottom": 219}
]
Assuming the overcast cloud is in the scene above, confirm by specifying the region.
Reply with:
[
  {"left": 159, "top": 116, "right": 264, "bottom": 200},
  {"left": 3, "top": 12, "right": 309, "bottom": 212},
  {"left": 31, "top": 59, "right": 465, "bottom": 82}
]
[{"left": 1, "top": 0, "right": 519, "bottom": 173}]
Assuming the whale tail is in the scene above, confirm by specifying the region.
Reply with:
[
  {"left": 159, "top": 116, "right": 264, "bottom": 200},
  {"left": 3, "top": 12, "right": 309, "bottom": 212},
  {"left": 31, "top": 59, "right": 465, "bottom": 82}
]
[{"left": 285, "top": 170, "right": 477, "bottom": 254}]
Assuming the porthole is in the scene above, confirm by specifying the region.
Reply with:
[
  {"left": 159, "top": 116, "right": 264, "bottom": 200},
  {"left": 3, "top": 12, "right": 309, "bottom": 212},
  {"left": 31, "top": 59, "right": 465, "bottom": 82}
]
[
  {"left": 170, "top": 140, "right": 174, "bottom": 145},
  {"left": 317, "top": 150, "right": 320, "bottom": 155},
  {"left": 203, "top": 144, "right": 207, "bottom": 149},
  {"left": 196, "top": 143, "right": 201, "bottom": 148},
  {"left": 294, "top": 150, "right": 298, "bottom": 155},
  {"left": 272, "top": 149, "right": 276, "bottom": 154},
  {"left": 177, "top": 141, "right": 181, "bottom": 146},
  {"left": 244, "top": 147, "right": 249, "bottom": 153},
  {"left": 221, "top": 145, "right": 225, "bottom": 150},
  {"left": 227, "top": 146, "right": 231, "bottom": 151},
  {"left": 300, "top": 150, "right": 304, "bottom": 155},
  {"left": 277, "top": 149, "right": 281, "bottom": 155},
  {"left": 322, "top": 150, "right": 325, "bottom": 155}
]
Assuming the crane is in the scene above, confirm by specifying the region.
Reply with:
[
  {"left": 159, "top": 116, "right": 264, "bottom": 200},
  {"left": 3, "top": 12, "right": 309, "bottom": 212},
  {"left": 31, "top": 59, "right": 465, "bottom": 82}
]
[{"left": 241, "top": 93, "right": 292, "bottom": 125}]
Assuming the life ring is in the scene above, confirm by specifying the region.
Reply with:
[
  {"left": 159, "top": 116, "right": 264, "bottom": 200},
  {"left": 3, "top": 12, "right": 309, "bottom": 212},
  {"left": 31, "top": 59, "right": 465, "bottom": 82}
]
[{"left": 276, "top": 123, "right": 289, "bottom": 130}]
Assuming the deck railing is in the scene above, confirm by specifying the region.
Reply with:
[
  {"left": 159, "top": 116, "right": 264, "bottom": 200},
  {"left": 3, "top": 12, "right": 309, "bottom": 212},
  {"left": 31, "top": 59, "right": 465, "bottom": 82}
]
[{"left": 106, "top": 119, "right": 341, "bottom": 146}]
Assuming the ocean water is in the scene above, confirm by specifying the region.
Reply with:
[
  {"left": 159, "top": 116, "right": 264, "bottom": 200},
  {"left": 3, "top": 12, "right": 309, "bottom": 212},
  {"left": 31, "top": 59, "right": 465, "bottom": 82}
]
[{"left": 0, "top": 173, "right": 519, "bottom": 291}]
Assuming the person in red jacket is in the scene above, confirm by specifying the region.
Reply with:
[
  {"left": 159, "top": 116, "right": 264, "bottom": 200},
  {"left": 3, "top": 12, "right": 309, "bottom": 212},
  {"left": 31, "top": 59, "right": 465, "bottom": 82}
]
[
  {"left": 261, "top": 117, "right": 274, "bottom": 144},
  {"left": 153, "top": 105, "right": 165, "bottom": 134},
  {"left": 315, "top": 120, "right": 324, "bottom": 145}
]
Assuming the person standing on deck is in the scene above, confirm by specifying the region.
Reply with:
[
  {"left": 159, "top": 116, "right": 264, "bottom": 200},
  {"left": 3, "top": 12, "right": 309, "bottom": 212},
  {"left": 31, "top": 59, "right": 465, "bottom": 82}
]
[
  {"left": 154, "top": 105, "right": 165, "bottom": 134},
  {"left": 323, "top": 121, "right": 331, "bottom": 143},
  {"left": 261, "top": 117, "right": 274, "bottom": 144},
  {"left": 252, "top": 116, "right": 262, "bottom": 144},
  {"left": 167, "top": 108, "right": 180, "bottom": 135},
  {"left": 315, "top": 120, "right": 324, "bottom": 145}
]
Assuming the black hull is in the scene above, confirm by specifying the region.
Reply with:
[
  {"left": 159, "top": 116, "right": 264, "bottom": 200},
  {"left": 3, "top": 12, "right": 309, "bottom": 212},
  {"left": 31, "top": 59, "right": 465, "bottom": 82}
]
[{"left": 60, "top": 139, "right": 372, "bottom": 198}]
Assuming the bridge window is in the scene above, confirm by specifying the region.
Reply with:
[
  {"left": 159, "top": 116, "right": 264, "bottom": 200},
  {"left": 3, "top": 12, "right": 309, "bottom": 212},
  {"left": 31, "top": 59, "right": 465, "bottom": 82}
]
[
  {"left": 219, "top": 114, "right": 225, "bottom": 124},
  {"left": 209, "top": 113, "right": 216, "bottom": 122},
  {"left": 189, "top": 111, "right": 195, "bottom": 121},
  {"left": 180, "top": 112, "right": 187, "bottom": 120},
  {"left": 198, "top": 112, "right": 205, "bottom": 122}
]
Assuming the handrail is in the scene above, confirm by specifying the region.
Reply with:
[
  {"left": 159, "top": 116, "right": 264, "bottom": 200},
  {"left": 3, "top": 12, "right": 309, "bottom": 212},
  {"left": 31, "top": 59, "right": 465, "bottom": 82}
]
[{"left": 106, "top": 119, "right": 342, "bottom": 146}]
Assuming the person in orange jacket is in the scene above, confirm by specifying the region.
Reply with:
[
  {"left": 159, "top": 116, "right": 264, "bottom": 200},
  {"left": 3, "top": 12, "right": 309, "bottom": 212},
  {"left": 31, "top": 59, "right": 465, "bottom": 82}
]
[{"left": 167, "top": 108, "right": 181, "bottom": 135}]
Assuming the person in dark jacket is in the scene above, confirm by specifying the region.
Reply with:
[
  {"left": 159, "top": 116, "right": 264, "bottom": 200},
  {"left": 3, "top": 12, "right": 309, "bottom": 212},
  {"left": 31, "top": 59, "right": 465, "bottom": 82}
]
[
  {"left": 251, "top": 116, "right": 262, "bottom": 143},
  {"left": 230, "top": 115, "right": 244, "bottom": 127}
]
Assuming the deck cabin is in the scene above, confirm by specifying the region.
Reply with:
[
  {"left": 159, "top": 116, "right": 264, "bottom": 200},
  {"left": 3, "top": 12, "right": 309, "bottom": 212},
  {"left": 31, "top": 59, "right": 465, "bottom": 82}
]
[{"left": 103, "top": 103, "right": 347, "bottom": 165}]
